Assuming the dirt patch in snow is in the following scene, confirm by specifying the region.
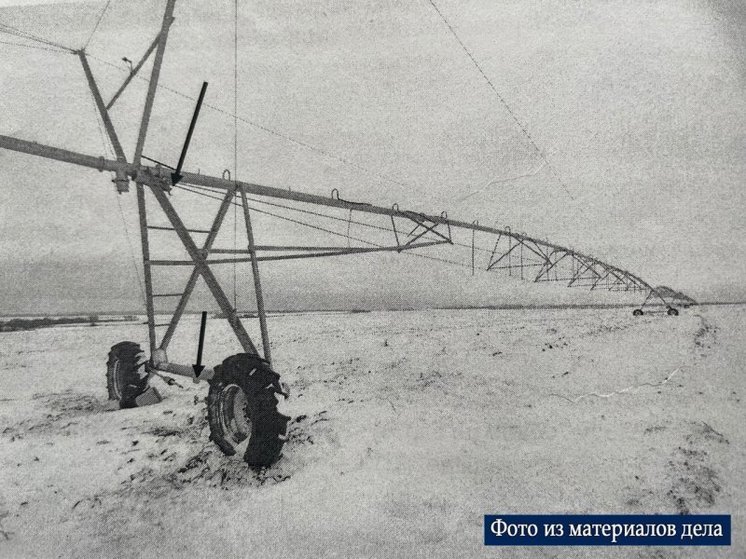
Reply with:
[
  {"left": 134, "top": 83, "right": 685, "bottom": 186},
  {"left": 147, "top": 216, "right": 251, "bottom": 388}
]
[
  {"left": 623, "top": 420, "right": 730, "bottom": 515},
  {"left": 666, "top": 421, "right": 729, "bottom": 514},
  {"left": 2, "top": 390, "right": 115, "bottom": 441},
  {"left": 693, "top": 314, "right": 718, "bottom": 356},
  {"left": 95, "top": 410, "right": 336, "bottom": 498}
]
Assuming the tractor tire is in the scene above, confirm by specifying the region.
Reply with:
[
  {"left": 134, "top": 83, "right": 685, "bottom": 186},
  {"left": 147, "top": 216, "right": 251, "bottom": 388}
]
[
  {"left": 667, "top": 307, "right": 679, "bottom": 316},
  {"left": 632, "top": 309, "right": 644, "bottom": 316},
  {"left": 106, "top": 341, "right": 157, "bottom": 409},
  {"left": 207, "top": 353, "right": 290, "bottom": 468}
]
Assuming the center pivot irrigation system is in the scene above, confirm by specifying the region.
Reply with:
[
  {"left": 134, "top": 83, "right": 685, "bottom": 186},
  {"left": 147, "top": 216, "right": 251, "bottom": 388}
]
[{"left": 0, "top": 0, "right": 686, "bottom": 467}]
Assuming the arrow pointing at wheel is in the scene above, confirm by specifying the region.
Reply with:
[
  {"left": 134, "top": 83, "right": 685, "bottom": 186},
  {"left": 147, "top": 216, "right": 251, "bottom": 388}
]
[
  {"left": 192, "top": 311, "right": 207, "bottom": 377},
  {"left": 171, "top": 81, "right": 208, "bottom": 186}
]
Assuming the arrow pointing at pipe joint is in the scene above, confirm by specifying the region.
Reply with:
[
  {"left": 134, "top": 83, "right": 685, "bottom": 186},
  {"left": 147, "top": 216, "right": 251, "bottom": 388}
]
[{"left": 171, "top": 81, "right": 208, "bottom": 186}]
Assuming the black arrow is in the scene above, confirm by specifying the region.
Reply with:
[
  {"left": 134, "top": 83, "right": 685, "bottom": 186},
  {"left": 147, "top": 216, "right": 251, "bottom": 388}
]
[
  {"left": 192, "top": 311, "right": 207, "bottom": 377},
  {"left": 171, "top": 81, "right": 208, "bottom": 186}
]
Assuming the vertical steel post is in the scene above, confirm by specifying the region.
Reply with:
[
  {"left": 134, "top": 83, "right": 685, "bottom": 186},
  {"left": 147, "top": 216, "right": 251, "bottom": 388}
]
[
  {"left": 239, "top": 186, "right": 272, "bottom": 364},
  {"left": 132, "top": 0, "right": 177, "bottom": 167},
  {"left": 135, "top": 183, "right": 157, "bottom": 354},
  {"left": 520, "top": 241, "right": 524, "bottom": 280},
  {"left": 129, "top": 0, "right": 175, "bottom": 354},
  {"left": 640, "top": 289, "right": 654, "bottom": 309},
  {"left": 507, "top": 228, "right": 512, "bottom": 276},
  {"left": 471, "top": 230, "right": 476, "bottom": 276}
]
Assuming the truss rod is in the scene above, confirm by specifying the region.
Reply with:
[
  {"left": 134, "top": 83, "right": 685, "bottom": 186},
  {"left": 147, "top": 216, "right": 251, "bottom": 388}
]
[
  {"left": 106, "top": 30, "right": 165, "bottom": 110},
  {"left": 0, "top": 133, "right": 662, "bottom": 301},
  {"left": 78, "top": 51, "right": 126, "bottom": 161},
  {"left": 147, "top": 225, "right": 211, "bottom": 233},
  {"left": 149, "top": 240, "right": 447, "bottom": 265}
]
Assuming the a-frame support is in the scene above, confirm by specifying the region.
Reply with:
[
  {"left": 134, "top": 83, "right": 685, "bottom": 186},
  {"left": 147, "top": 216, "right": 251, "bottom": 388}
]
[
  {"left": 72, "top": 0, "right": 269, "bottom": 379},
  {"left": 147, "top": 184, "right": 260, "bottom": 357}
]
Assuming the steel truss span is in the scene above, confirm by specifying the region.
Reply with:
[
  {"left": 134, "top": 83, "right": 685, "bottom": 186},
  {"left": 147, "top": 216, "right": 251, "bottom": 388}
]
[
  {"left": 0, "top": 131, "right": 678, "bottom": 314},
  {"left": 0, "top": 0, "right": 689, "bottom": 461}
]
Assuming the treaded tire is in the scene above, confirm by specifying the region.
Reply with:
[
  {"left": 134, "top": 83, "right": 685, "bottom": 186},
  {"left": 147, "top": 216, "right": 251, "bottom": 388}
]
[
  {"left": 632, "top": 309, "right": 644, "bottom": 316},
  {"left": 207, "top": 353, "right": 290, "bottom": 468},
  {"left": 106, "top": 341, "right": 150, "bottom": 409}
]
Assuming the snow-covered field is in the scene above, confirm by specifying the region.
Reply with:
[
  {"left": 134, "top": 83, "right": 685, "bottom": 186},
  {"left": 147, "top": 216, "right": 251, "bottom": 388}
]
[{"left": 0, "top": 305, "right": 743, "bottom": 558}]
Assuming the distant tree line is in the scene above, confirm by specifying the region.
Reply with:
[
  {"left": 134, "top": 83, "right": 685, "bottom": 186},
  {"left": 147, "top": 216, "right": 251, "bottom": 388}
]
[{"left": 0, "top": 316, "right": 101, "bottom": 332}]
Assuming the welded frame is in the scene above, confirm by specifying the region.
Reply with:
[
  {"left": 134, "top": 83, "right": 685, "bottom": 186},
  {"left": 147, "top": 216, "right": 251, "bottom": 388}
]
[
  {"left": 0, "top": 0, "right": 679, "bottom": 385},
  {"left": 72, "top": 0, "right": 266, "bottom": 380},
  {"left": 70, "top": 16, "right": 457, "bottom": 382}
]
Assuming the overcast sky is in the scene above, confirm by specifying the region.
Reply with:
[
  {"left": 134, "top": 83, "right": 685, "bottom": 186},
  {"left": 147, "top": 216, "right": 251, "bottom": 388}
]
[
  {"left": 0, "top": 0, "right": 744, "bottom": 314},
  {"left": 0, "top": 1, "right": 77, "bottom": 5}
]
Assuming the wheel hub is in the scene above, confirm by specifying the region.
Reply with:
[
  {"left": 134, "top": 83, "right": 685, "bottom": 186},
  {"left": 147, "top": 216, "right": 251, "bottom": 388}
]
[
  {"left": 218, "top": 384, "right": 251, "bottom": 445},
  {"left": 112, "top": 360, "right": 124, "bottom": 400}
]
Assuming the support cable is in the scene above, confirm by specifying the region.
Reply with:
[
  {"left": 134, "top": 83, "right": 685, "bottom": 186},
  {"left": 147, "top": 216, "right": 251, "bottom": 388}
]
[
  {"left": 86, "top": 86, "right": 112, "bottom": 159},
  {"left": 232, "top": 0, "right": 239, "bottom": 311},
  {"left": 84, "top": 76, "right": 147, "bottom": 308},
  {"left": 0, "top": 10, "right": 655, "bottom": 302},
  {"left": 177, "top": 182, "right": 639, "bottom": 290},
  {"left": 423, "top": 0, "right": 575, "bottom": 201},
  {"left": 85, "top": 51, "right": 413, "bottom": 190},
  {"left": 0, "top": 21, "right": 75, "bottom": 52},
  {"left": 7, "top": 12, "right": 567, "bottom": 210},
  {"left": 117, "top": 197, "right": 147, "bottom": 309},
  {"left": 1, "top": 18, "right": 411, "bottom": 193},
  {"left": 347, "top": 209, "right": 353, "bottom": 248},
  {"left": 0, "top": 38, "right": 69, "bottom": 54},
  {"left": 184, "top": 182, "right": 540, "bottom": 259},
  {"left": 83, "top": 0, "right": 112, "bottom": 50},
  {"left": 175, "top": 184, "right": 473, "bottom": 271}
]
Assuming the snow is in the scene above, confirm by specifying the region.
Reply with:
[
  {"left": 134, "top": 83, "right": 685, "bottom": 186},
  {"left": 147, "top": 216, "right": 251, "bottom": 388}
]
[{"left": 0, "top": 305, "right": 743, "bottom": 557}]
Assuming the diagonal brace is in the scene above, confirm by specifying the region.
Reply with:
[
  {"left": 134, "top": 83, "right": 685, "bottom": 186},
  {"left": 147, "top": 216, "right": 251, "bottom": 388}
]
[
  {"left": 158, "top": 188, "right": 237, "bottom": 351},
  {"left": 106, "top": 29, "right": 168, "bottom": 110},
  {"left": 148, "top": 185, "right": 258, "bottom": 355}
]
